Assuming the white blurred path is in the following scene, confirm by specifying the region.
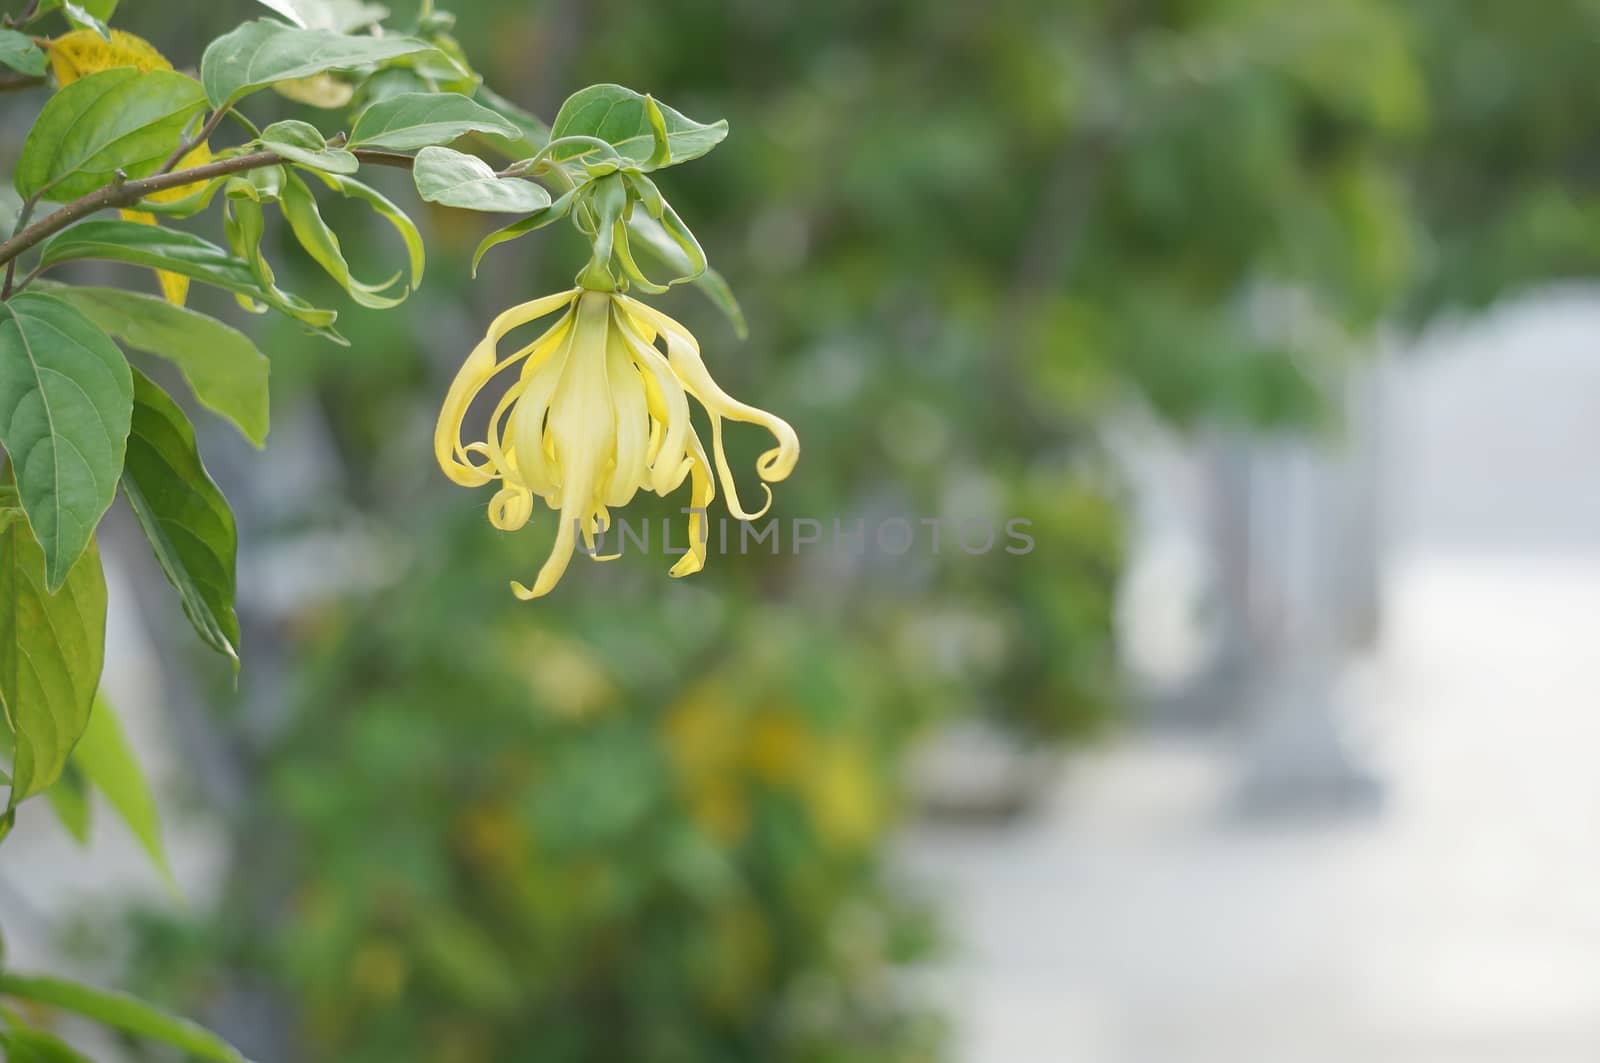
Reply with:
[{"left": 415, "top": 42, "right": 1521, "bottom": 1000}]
[{"left": 898, "top": 290, "right": 1600, "bottom": 1063}]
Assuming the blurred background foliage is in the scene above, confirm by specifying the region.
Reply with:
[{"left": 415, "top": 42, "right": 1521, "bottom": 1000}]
[{"left": 41, "top": 0, "right": 1600, "bottom": 1060}]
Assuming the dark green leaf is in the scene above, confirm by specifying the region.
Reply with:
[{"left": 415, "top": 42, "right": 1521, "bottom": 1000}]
[
  {"left": 0, "top": 975, "right": 248, "bottom": 1062},
  {"left": 200, "top": 19, "right": 438, "bottom": 106},
  {"left": 122, "top": 369, "right": 240, "bottom": 666},
  {"left": 0, "top": 292, "right": 131, "bottom": 588},
  {"left": 549, "top": 83, "right": 727, "bottom": 171},
  {"left": 349, "top": 91, "right": 520, "bottom": 151},
  {"left": 413, "top": 146, "right": 552, "bottom": 212},
  {"left": 15, "top": 69, "right": 206, "bottom": 200},
  {"left": 43, "top": 285, "right": 270, "bottom": 447},
  {"left": 0, "top": 509, "right": 105, "bottom": 805}
]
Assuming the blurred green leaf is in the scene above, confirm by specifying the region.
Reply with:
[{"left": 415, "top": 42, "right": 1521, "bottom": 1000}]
[
  {"left": 0, "top": 975, "right": 247, "bottom": 1062},
  {"left": 200, "top": 19, "right": 436, "bottom": 107},
  {"left": 73, "top": 694, "right": 174, "bottom": 887},
  {"left": 0, "top": 31, "right": 46, "bottom": 77},
  {"left": 43, "top": 762, "right": 91, "bottom": 843}
]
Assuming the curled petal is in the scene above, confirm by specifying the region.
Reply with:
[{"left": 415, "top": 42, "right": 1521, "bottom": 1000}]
[
  {"left": 670, "top": 427, "right": 715, "bottom": 579},
  {"left": 434, "top": 289, "right": 578, "bottom": 486}
]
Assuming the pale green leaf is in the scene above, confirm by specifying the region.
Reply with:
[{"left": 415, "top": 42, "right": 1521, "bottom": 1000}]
[
  {"left": 0, "top": 292, "right": 131, "bottom": 588},
  {"left": 0, "top": 30, "right": 46, "bottom": 77},
  {"left": 548, "top": 83, "right": 727, "bottom": 171},
  {"left": 43, "top": 762, "right": 90, "bottom": 843},
  {"left": 16, "top": 69, "right": 206, "bottom": 200},
  {"left": 122, "top": 369, "right": 240, "bottom": 666},
  {"left": 349, "top": 91, "right": 519, "bottom": 151},
  {"left": 259, "top": 119, "right": 359, "bottom": 174},
  {"left": 43, "top": 285, "right": 270, "bottom": 448},
  {"left": 413, "top": 146, "right": 551, "bottom": 213},
  {"left": 73, "top": 694, "right": 174, "bottom": 886},
  {"left": 200, "top": 19, "right": 437, "bottom": 106},
  {"left": 470, "top": 187, "right": 575, "bottom": 276},
  {"left": 304, "top": 171, "right": 424, "bottom": 289}
]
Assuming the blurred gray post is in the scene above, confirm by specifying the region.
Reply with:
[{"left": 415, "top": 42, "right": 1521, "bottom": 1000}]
[{"left": 1216, "top": 364, "right": 1385, "bottom": 816}]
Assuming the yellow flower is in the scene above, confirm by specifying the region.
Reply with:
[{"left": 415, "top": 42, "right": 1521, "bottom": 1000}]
[{"left": 436, "top": 289, "right": 798, "bottom": 598}]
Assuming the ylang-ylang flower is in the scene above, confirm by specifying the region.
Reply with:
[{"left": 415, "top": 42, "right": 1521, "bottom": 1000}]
[{"left": 436, "top": 289, "right": 798, "bottom": 598}]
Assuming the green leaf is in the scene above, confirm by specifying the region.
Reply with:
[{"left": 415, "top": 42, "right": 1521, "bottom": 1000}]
[
  {"left": 303, "top": 171, "right": 424, "bottom": 290},
  {"left": 248, "top": 0, "right": 307, "bottom": 26},
  {"left": 258, "top": 119, "right": 359, "bottom": 174},
  {"left": 39, "top": 219, "right": 341, "bottom": 340},
  {"left": 548, "top": 84, "right": 727, "bottom": 171},
  {"left": 0, "top": 975, "right": 248, "bottom": 1062},
  {"left": 42, "top": 286, "right": 269, "bottom": 448},
  {"left": 0, "top": 514, "right": 106, "bottom": 805},
  {"left": 349, "top": 91, "right": 520, "bottom": 151},
  {"left": 412, "top": 146, "right": 552, "bottom": 213},
  {"left": 0, "top": 292, "right": 132, "bottom": 588},
  {"left": 57, "top": 1, "right": 111, "bottom": 39},
  {"left": 15, "top": 69, "right": 206, "bottom": 201},
  {"left": 122, "top": 369, "right": 241, "bottom": 667},
  {"left": 73, "top": 694, "right": 174, "bottom": 886},
  {"left": 43, "top": 762, "right": 90, "bottom": 843},
  {"left": 200, "top": 19, "right": 439, "bottom": 107},
  {"left": 280, "top": 173, "right": 405, "bottom": 308},
  {"left": 690, "top": 267, "right": 747, "bottom": 340},
  {"left": 0, "top": 30, "right": 46, "bottom": 77},
  {"left": 0, "top": 1022, "right": 95, "bottom": 1063},
  {"left": 470, "top": 187, "right": 575, "bottom": 276}
]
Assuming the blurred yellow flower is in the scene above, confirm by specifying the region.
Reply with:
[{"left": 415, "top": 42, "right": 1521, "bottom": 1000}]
[
  {"left": 436, "top": 289, "right": 798, "bottom": 598},
  {"left": 48, "top": 29, "right": 213, "bottom": 305}
]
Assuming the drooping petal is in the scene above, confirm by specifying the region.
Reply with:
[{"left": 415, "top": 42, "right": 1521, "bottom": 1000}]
[
  {"left": 669, "top": 427, "right": 715, "bottom": 579},
  {"left": 613, "top": 305, "right": 693, "bottom": 496},
  {"left": 604, "top": 315, "right": 651, "bottom": 507},
  {"left": 620, "top": 295, "right": 800, "bottom": 517},
  {"left": 512, "top": 292, "right": 616, "bottom": 599},
  {"left": 434, "top": 289, "right": 578, "bottom": 486}
]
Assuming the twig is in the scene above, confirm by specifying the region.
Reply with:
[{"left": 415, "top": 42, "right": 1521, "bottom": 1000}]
[
  {"left": 2, "top": 193, "right": 38, "bottom": 298},
  {"left": 157, "top": 104, "right": 232, "bottom": 174},
  {"left": 0, "top": 73, "right": 43, "bottom": 92},
  {"left": 0, "top": 148, "right": 418, "bottom": 276}
]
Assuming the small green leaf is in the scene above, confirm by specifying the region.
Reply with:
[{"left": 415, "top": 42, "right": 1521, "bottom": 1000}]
[
  {"left": 58, "top": 1, "right": 111, "bottom": 39},
  {"left": 412, "top": 146, "right": 552, "bottom": 213},
  {"left": 43, "top": 286, "right": 270, "bottom": 448},
  {"left": 200, "top": 19, "right": 439, "bottom": 106},
  {"left": 280, "top": 173, "right": 404, "bottom": 308},
  {"left": 259, "top": 119, "right": 359, "bottom": 174},
  {"left": 690, "top": 267, "right": 747, "bottom": 340},
  {"left": 122, "top": 369, "right": 241, "bottom": 667},
  {"left": 73, "top": 694, "right": 174, "bottom": 886},
  {"left": 0, "top": 1022, "right": 95, "bottom": 1063},
  {"left": 0, "top": 30, "right": 46, "bottom": 77},
  {"left": 470, "top": 187, "right": 575, "bottom": 276},
  {"left": 548, "top": 84, "right": 727, "bottom": 171},
  {"left": 43, "top": 762, "right": 91, "bottom": 843},
  {"left": 304, "top": 171, "right": 424, "bottom": 289},
  {"left": 349, "top": 91, "right": 520, "bottom": 151},
  {"left": 0, "top": 512, "right": 106, "bottom": 806},
  {"left": 0, "top": 292, "right": 132, "bottom": 588},
  {"left": 40, "top": 219, "right": 341, "bottom": 340},
  {"left": 16, "top": 69, "right": 206, "bottom": 201},
  {"left": 0, "top": 975, "right": 247, "bottom": 1062}
]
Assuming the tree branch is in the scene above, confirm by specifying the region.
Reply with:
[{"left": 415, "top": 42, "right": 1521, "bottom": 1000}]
[
  {"left": 158, "top": 105, "right": 233, "bottom": 173},
  {"left": 0, "top": 148, "right": 417, "bottom": 276}
]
